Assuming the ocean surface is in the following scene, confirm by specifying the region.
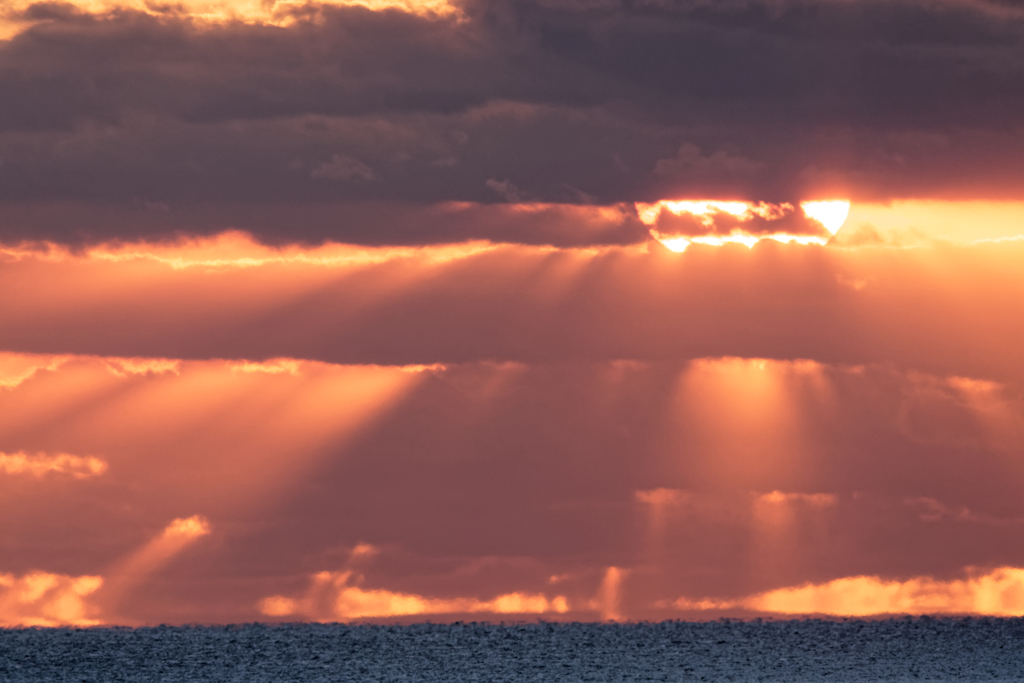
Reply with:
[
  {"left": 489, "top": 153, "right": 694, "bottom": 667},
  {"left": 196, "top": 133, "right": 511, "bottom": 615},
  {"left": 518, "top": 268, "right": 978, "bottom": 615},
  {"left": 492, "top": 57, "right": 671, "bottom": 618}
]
[{"left": 2, "top": 618, "right": 1023, "bottom": 681}]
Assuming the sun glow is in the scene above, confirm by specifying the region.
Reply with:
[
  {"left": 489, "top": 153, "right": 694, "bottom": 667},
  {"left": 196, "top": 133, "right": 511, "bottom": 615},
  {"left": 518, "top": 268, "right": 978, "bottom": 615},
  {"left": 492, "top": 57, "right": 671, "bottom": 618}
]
[
  {"left": 800, "top": 200, "right": 851, "bottom": 235},
  {"left": 636, "top": 199, "right": 838, "bottom": 251},
  {"left": 653, "top": 232, "right": 828, "bottom": 252},
  {"left": 635, "top": 200, "right": 794, "bottom": 227}
]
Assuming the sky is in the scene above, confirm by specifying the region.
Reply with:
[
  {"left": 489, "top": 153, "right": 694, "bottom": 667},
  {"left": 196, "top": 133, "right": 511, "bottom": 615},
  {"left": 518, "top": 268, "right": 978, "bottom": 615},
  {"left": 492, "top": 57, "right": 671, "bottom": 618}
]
[{"left": 1, "top": 0, "right": 1024, "bottom": 626}]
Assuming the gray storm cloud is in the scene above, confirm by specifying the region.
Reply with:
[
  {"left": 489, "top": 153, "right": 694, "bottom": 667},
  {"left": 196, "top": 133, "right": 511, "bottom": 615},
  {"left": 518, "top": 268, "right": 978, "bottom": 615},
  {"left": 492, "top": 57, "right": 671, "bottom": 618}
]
[{"left": 0, "top": 0, "right": 1023, "bottom": 244}]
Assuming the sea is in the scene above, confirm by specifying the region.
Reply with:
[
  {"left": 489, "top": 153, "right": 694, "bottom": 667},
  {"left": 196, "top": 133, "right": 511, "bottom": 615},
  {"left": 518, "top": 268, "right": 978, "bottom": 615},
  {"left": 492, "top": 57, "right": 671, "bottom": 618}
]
[{"left": 2, "top": 618, "right": 1023, "bottom": 681}]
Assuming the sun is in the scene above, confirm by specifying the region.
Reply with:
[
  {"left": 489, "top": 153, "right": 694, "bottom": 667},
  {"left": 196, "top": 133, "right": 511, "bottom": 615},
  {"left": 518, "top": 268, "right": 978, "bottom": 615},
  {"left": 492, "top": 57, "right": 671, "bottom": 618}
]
[{"left": 800, "top": 200, "right": 851, "bottom": 235}]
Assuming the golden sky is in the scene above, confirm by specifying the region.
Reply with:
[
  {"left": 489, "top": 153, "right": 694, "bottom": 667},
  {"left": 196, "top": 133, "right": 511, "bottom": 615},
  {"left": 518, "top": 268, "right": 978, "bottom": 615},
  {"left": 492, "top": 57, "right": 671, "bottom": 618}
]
[{"left": 3, "top": 0, "right": 1024, "bottom": 626}]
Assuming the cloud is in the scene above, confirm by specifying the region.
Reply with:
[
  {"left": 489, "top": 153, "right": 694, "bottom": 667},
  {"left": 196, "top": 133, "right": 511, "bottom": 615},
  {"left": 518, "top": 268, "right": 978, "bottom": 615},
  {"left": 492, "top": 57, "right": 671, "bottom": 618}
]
[
  {"left": 635, "top": 198, "right": 836, "bottom": 250},
  {"left": 752, "top": 567, "right": 1024, "bottom": 617},
  {"left": 103, "top": 357, "right": 182, "bottom": 376},
  {"left": 0, "top": 451, "right": 108, "bottom": 478},
  {"left": 0, "top": 0, "right": 459, "bottom": 38},
  {"left": 0, "top": 202, "right": 646, "bottom": 247},
  {"left": 0, "top": 516, "right": 210, "bottom": 626},
  {"left": 0, "top": 0, "right": 1024, "bottom": 227},
  {"left": 0, "top": 571, "right": 103, "bottom": 627},
  {"left": 3, "top": 0, "right": 1024, "bottom": 626},
  {"left": 311, "top": 154, "right": 377, "bottom": 182},
  {"left": 0, "top": 352, "right": 68, "bottom": 389},
  {"left": 0, "top": 223, "right": 1023, "bottom": 623},
  {"left": 486, "top": 179, "right": 522, "bottom": 203},
  {"left": 258, "top": 570, "right": 569, "bottom": 620},
  {"left": 669, "top": 566, "right": 1024, "bottom": 617}
]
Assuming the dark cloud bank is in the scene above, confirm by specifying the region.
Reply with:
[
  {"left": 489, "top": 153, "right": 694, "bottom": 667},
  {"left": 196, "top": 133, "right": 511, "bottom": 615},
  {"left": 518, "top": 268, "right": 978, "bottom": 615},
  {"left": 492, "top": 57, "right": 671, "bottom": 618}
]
[{"left": 1, "top": 0, "right": 1024, "bottom": 245}]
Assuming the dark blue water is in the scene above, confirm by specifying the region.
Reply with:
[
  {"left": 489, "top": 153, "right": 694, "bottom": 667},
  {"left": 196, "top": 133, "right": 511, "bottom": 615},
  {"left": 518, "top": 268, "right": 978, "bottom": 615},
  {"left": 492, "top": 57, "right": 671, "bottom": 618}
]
[{"left": 2, "top": 619, "right": 1023, "bottom": 681}]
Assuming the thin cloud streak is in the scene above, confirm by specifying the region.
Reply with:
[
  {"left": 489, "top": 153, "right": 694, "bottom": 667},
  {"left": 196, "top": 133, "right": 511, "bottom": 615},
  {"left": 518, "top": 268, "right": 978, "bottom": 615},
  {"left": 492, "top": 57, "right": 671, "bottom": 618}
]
[{"left": 0, "top": 451, "right": 107, "bottom": 478}]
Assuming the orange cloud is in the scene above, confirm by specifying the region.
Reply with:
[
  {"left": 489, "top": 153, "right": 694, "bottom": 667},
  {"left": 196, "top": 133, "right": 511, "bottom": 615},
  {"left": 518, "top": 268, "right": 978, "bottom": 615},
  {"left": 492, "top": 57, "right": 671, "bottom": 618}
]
[
  {"left": 4, "top": 228, "right": 1024, "bottom": 392},
  {"left": 0, "top": 451, "right": 108, "bottom": 479},
  {"left": 104, "top": 357, "right": 182, "bottom": 377},
  {"left": 0, "top": 572, "right": 103, "bottom": 627},
  {"left": 0, "top": 309, "right": 1022, "bottom": 624},
  {"left": 0, "top": 352, "right": 69, "bottom": 389},
  {"left": 0, "top": 516, "right": 213, "bottom": 627},
  {"left": 635, "top": 199, "right": 842, "bottom": 252},
  {"left": 752, "top": 568, "right": 1024, "bottom": 616},
  {"left": 0, "top": 0, "right": 459, "bottom": 40},
  {"left": 258, "top": 570, "right": 569, "bottom": 620},
  {"left": 635, "top": 487, "right": 690, "bottom": 507},
  {"left": 635, "top": 200, "right": 802, "bottom": 226},
  {"left": 670, "top": 566, "right": 1024, "bottom": 617}
]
